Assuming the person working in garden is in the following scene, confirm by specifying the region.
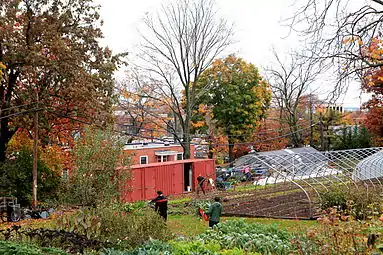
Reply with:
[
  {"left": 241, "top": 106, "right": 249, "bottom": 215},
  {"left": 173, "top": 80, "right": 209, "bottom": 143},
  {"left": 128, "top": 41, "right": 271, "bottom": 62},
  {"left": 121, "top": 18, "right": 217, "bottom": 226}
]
[
  {"left": 207, "top": 197, "right": 222, "bottom": 228},
  {"left": 150, "top": 191, "right": 168, "bottom": 221},
  {"left": 197, "top": 174, "right": 206, "bottom": 195},
  {"left": 243, "top": 165, "right": 251, "bottom": 181}
]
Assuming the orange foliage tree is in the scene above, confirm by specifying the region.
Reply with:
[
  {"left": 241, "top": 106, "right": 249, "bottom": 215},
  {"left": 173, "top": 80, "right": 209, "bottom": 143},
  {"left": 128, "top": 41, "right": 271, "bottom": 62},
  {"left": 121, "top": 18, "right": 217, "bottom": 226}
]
[
  {"left": 361, "top": 37, "right": 383, "bottom": 145},
  {"left": 252, "top": 109, "right": 289, "bottom": 152},
  {"left": 7, "top": 128, "right": 67, "bottom": 175},
  {"left": 0, "top": 0, "right": 125, "bottom": 162},
  {"left": 118, "top": 71, "right": 174, "bottom": 143}
]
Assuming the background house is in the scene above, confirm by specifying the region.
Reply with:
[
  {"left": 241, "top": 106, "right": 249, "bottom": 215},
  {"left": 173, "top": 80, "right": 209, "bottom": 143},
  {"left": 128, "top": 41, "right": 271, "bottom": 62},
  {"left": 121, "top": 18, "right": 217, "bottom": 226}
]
[{"left": 124, "top": 142, "right": 195, "bottom": 165}]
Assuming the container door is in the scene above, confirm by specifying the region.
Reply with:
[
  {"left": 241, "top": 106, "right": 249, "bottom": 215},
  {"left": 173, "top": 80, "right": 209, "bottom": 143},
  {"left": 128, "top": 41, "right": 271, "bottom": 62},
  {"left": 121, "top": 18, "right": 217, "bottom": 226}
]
[
  {"left": 192, "top": 161, "right": 207, "bottom": 191},
  {"left": 125, "top": 168, "right": 144, "bottom": 202},
  {"left": 144, "top": 167, "right": 156, "bottom": 200},
  {"left": 183, "top": 163, "right": 192, "bottom": 192},
  {"left": 205, "top": 160, "right": 216, "bottom": 179}
]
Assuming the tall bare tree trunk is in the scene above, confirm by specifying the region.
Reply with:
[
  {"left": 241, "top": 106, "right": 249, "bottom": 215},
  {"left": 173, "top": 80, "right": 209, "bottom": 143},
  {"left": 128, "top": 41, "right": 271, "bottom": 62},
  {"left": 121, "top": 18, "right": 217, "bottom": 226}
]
[
  {"left": 32, "top": 92, "right": 38, "bottom": 209},
  {"left": 138, "top": 0, "right": 233, "bottom": 155}
]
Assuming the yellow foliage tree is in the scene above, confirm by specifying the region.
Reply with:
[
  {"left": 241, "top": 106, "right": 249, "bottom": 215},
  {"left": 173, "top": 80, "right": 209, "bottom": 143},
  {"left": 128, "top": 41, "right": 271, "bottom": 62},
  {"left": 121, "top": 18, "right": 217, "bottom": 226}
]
[{"left": 7, "top": 129, "right": 66, "bottom": 175}]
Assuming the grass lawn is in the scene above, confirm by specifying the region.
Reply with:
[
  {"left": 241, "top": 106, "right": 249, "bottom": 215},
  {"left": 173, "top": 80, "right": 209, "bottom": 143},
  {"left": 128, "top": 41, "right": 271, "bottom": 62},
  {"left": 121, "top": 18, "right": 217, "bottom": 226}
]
[
  {"left": 167, "top": 215, "right": 318, "bottom": 237},
  {"left": 242, "top": 217, "right": 318, "bottom": 232},
  {"left": 167, "top": 215, "right": 207, "bottom": 237}
]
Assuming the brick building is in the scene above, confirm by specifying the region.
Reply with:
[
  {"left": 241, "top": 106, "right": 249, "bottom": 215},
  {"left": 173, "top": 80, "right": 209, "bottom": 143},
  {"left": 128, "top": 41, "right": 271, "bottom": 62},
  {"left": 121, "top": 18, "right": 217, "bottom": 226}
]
[{"left": 124, "top": 143, "right": 195, "bottom": 165}]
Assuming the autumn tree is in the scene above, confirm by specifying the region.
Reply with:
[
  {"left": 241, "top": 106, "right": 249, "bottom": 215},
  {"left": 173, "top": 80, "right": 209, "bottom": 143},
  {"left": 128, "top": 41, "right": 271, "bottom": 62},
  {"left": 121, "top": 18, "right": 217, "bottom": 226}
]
[
  {"left": 63, "top": 127, "right": 130, "bottom": 206},
  {"left": 7, "top": 128, "right": 66, "bottom": 174},
  {"left": 197, "top": 55, "right": 271, "bottom": 161},
  {"left": 252, "top": 108, "right": 289, "bottom": 152},
  {"left": 361, "top": 38, "right": 383, "bottom": 145},
  {"left": 0, "top": 0, "right": 124, "bottom": 162},
  {"left": 117, "top": 70, "right": 172, "bottom": 143},
  {"left": 290, "top": 0, "right": 383, "bottom": 97},
  {"left": 139, "top": 0, "right": 233, "bottom": 159},
  {"left": 363, "top": 105, "right": 383, "bottom": 146}
]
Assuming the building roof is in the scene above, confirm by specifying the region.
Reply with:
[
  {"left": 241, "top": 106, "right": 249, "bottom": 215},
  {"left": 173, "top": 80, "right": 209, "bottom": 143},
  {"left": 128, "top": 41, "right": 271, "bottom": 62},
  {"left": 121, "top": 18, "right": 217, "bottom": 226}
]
[
  {"left": 234, "top": 147, "right": 327, "bottom": 176},
  {"left": 130, "top": 158, "right": 214, "bottom": 169},
  {"left": 234, "top": 147, "right": 322, "bottom": 166},
  {"left": 123, "top": 143, "right": 183, "bottom": 150},
  {"left": 154, "top": 150, "right": 180, "bottom": 156},
  {"left": 355, "top": 150, "right": 383, "bottom": 180}
]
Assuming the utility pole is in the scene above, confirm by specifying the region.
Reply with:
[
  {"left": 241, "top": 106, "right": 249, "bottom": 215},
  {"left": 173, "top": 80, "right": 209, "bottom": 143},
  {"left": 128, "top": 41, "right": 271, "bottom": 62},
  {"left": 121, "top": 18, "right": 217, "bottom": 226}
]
[
  {"left": 32, "top": 91, "right": 38, "bottom": 209},
  {"left": 309, "top": 93, "right": 314, "bottom": 147},
  {"left": 319, "top": 112, "right": 324, "bottom": 151}
]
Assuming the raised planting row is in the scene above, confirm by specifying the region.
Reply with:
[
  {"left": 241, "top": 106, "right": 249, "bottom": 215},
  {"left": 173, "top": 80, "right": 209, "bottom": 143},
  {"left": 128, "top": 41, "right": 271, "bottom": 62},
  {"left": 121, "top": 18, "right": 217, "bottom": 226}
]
[{"left": 222, "top": 191, "right": 317, "bottom": 219}]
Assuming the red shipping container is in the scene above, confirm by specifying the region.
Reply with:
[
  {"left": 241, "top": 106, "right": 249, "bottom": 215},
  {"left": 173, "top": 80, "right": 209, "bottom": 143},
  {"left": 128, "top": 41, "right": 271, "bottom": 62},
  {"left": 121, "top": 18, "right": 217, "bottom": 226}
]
[{"left": 122, "top": 159, "right": 215, "bottom": 202}]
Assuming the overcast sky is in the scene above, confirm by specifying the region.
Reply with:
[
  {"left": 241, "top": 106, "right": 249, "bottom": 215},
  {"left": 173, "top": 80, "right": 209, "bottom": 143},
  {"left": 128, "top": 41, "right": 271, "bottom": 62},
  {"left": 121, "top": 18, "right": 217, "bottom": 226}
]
[{"left": 97, "top": 0, "right": 369, "bottom": 108}]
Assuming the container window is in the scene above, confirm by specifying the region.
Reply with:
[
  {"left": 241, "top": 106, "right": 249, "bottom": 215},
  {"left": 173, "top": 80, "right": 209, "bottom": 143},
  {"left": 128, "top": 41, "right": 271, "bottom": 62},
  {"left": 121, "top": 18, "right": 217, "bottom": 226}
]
[
  {"left": 177, "top": 153, "right": 183, "bottom": 160},
  {"left": 140, "top": 156, "right": 148, "bottom": 164},
  {"left": 157, "top": 155, "right": 169, "bottom": 162}
]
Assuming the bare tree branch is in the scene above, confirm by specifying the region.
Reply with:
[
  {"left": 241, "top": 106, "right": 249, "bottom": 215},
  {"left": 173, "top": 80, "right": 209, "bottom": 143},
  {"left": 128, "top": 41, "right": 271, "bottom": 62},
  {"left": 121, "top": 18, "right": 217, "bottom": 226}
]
[
  {"left": 289, "top": 0, "right": 383, "bottom": 98},
  {"left": 138, "top": 0, "right": 233, "bottom": 158},
  {"left": 266, "top": 49, "right": 323, "bottom": 147}
]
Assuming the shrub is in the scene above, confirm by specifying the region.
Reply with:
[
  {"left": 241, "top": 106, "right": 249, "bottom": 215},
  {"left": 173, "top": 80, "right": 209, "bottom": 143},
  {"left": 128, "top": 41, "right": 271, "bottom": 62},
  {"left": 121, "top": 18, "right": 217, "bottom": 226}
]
[
  {"left": 59, "top": 127, "right": 130, "bottom": 207},
  {"left": 320, "top": 186, "right": 348, "bottom": 211},
  {"left": 0, "top": 241, "right": 68, "bottom": 255},
  {"left": 110, "top": 201, "right": 146, "bottom": 213},
  {"left": 320, "top": 185, "right": 383, "bottom": 220},
  {"left": 56, "top": 206, "right": 171, "bottom": 249},
  {"left": 294, "top": 219, "right": 382, "bottom": 254}
]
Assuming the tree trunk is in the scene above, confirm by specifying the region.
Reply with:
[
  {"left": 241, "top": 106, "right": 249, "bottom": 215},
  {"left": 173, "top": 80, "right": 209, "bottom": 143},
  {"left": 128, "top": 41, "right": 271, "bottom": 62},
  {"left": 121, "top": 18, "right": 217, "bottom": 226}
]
[
  {"left": 0, "top": 70, "right": 19, "bottom": 162},
  {"left": 319, "top": 113, "right": 325, "bottom": 151},
  {"left": 228, "top": 136, "right": 234, "bottom": 162},
  {"left": 32, "top": 110, "right": 38, "bottom": 208},
  {"left": 288, "top": 114, "right": 303, "bottom": 147},
  {"left": 207, "top": 136, "right": 214, "bottom": 159},
  {"left": 32, "top": 92, "right": 39, "bottom": 209},
  {"left": 182, "top": 115, "right": 191, "bottom": 159},
  {"left": 0, "top": 118, "right": 13, "bottom": 162}
]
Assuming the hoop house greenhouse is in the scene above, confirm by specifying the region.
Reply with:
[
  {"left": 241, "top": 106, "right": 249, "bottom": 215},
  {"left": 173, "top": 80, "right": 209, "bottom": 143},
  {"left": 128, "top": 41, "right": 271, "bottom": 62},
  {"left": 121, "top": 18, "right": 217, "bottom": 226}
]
[{"left": 215, "top": 147, "right": 383, "bottom": 219}]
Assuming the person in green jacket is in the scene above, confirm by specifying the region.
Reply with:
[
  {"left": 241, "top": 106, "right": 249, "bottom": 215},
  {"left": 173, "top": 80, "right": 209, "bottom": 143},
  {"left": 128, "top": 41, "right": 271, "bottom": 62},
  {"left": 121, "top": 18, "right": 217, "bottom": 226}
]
[{"left": 207, "top": 197, "right": 222, "bottom": 228}]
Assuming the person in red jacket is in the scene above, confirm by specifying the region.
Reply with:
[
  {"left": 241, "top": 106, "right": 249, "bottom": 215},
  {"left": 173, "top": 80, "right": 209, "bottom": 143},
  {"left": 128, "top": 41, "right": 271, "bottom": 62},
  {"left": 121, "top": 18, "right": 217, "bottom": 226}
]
[
  {"left": 150, "top": 191, "right": 168, "bottom": 221},
  {"left": 197, "top": 175, "right": 206, "bottom": 195}
]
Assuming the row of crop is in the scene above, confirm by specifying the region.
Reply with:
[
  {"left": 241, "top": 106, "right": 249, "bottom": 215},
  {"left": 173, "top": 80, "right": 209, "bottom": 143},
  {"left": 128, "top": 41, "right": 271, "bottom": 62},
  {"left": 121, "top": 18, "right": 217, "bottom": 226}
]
[
  {"left": 97, "top": 219, "right": 310, "bottom": 255},
  {"left": 0, "top": 241, "right": 68, "bottom": 255},
  {"left": 1, "top": 216, "right": 298, "bottom": 255}
]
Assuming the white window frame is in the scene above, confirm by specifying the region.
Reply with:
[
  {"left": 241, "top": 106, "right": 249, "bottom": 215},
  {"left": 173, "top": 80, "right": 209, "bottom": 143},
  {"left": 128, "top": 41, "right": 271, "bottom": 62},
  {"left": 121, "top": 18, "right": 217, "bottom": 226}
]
[
  {"left": 176, "top": 153, "right": 183, "bottom": 160},
  {"left": 140, "top": 155, "right": 148, "bottom": 164},
  {"left": 156, "top": 155, "right": 169, "bottom": 162}
]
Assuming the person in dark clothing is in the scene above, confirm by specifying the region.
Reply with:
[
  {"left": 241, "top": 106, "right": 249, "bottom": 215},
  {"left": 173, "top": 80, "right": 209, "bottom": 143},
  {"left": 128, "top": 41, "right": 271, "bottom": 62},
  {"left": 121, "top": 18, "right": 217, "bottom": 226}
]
[
  {"left": 150, "top": 191, "right": 168, "bottom": 221},
  {"left": 207, "top": 197, "right": 222, "bottom": 228},
  {"left": 197, "top": 175, "right": 206, "bottom": 195}
]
